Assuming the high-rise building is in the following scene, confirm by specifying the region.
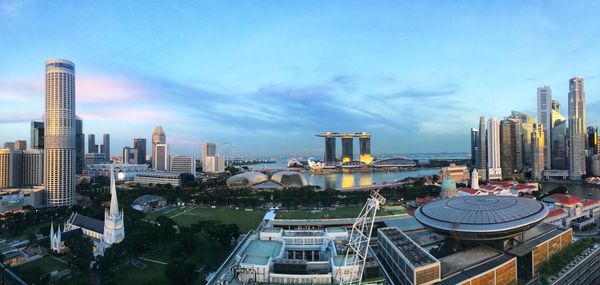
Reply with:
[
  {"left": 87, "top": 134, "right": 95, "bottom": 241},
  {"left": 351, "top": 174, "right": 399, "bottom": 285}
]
[
  {"left": 487, "top": 117, "right": 501, "bottom": 180},
  {"left": 154, "top": 144, "right": 169, "bottom": 171},
  {"left": 2, "top": 142, "right": 15, "bottom": 150},
  {"left": 171, "top": 155, "right": 195, "bottom": 176},
  {"left": 537, "top": 86, "right": 552, "bottom": 169},
  {"left": 532, "top": 123, "right": 545, "bottom": 180},
  {"left": 324, "top": 137, "right": 336, "bottom": 164},
  {"left": 470, "top": 128, "right": 479, "bottom": 166},
  {"left": 511, "top": 111, "right": 535, "bottom": 169},
  {"left": 152, "top": 126, "right": 166, "bottom": 169},
  {"left": 0, "top": 148, "right": 23, "bottom": 189},
  {"left": 568, "top": 77, "right": 586, "bottom": 180},
  {"left": 22, "top": 149, "right": 43, "bottom": 186},
  {"left": 75, "top": 118, "right": 84, "bottom": 174},
  {"left": 551, "top": 120, "right": 568, "bottom": 170},
  {"left": 341, "top": 136, "right": 353, "bottom": 163},
  {"left": 202, "top": 143, "right": 217, "bottom": 170},
  {"left": 133, "top": 138, "right": 147, "bottom": 164},
  {"left": 88, "top": 134, "right": 97, "bottom": 153},
  {"left": 101, "top": 134, "right": 110, "bottom": 162},
  {"left": 44, "top": 59, "right": 76, "bottom": 206},
  {"left": 586, "top": 127, "right": 598, "bottom": 173},
  {"left": 500, "top": 118, "right": 522, "bottom": 180},
  {"left": 477, "top": 116, "right": 487, "bottom": 180},
  {"left": 204, "top": 155, "right": 225, "bottom": 173},
  {"left": 31, "top": 120, "right": 45, "bottom": 149},
  {"left": 14, "top": 140, "right": 27, "bottom": 151},
  {"left": 122, "top": 147, "right": 138, "bottom": 164}
]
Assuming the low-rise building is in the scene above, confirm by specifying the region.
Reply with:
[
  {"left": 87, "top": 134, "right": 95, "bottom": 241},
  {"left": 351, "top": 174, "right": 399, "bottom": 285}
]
[
  {"left": 541, "top": 193, "right": 600, "bottom": 230},
  {"left": 0, "top": 186, "right": 47, "bottom": 212},
  {"left": 132, "top": 195, "right": 167, "bottom": 212},
  {"left": 134, "top": 172, "right": 182, "bottom": 187},
  {"left": 84, "top": 163, "right": 150, "bottom": 180},
  {"left": 438, "top": 163, "right": 469, "bottom": 184}
]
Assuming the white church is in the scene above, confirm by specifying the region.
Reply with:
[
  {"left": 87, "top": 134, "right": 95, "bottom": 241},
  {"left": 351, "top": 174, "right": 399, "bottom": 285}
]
[{"left": 51, "top": 168, "right": 125, "bottom": 255}]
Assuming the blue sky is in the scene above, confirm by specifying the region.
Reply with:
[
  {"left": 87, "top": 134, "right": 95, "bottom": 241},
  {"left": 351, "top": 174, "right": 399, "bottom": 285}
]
[{"left": 1, "top": 1, "right": 600, "bottom": 158}]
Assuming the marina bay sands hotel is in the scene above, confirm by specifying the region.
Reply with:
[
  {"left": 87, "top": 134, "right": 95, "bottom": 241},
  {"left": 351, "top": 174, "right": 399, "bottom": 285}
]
[{"left": 316, "top": 132, "right": 372, "bottom": 165}]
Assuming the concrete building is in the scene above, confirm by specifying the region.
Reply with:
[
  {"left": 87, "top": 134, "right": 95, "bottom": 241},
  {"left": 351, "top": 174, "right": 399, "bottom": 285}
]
[
  {"left": 133, "top": 138, "right": 147, "bottom": 164},
  {"left": 153, "top": 144, "right": 169, "bottom": 171},
  {"left": 170, "top": 155, "right": 195, "bottom": 175},
  {"left": 552, "top": 108, "right": 568, "bottom": 170},
  {"left": 122, "top": 147, "right": 138, "bottom": 164},
  {"left": 134, "top": 172, "right": 182, "bottom": 187},
  {"left": 537, "top": 86, "right": 553, "bottom": 168},
  {"left": 487, "top": 117, "right": 502, "bottom": 180},
  {"left": 0, "top": 149, "right": 22, "bottom": 189},
  {"left": 470, "top": 128, "right": 479, "bottom": 167},
  {"left": 204, "top": 155, "right": 225, "bottom": 173},
  {"left": 84, "top": 164, "right": 149, "bottom": 180},
  {"left": 568, "top": 77, "right": 586, "bottom": 180},
  {"left": 439, "top": 163, "right": 470, "bottom": 184},
  {"left": 151, "top": 126, "right": 166, "bottom": 169},
  {"left": 88, "top": 134, "right": 97, "bottom": 153},
  {"left": 511, "top": 111, "right": 535, "bottom": 169},
  {"left": 202, "top": 143, "right": 217, "bottom": 170},
  {"left": 477, "top": 117, "right": 487, "bottom": 180},
  {"left": 500, "top": 117, "right": 522, "bottom": 180},
  {"left": 31, "top": 120, "right": 44, "bottom": 150},
  {"left": 532, "top": 123, "right": 545, "bottom": 181},
  {"left": 316, "top": 132, "right": 372, "bottom": 166},
  {"left": 85, "top": 153, "right": 106, "bottom": 166},
  {"left": 586, "top": 127, "right": 598, "bottom": 174},
  {"left": 22, "top": 149, "right": 43, "bottom": 186},
  {"left": 0, "top": 187, "right": 47, "bottom": 212},
  {"left": 44, "top": 59, "right": 76, "bottom": 206},
  {"left": 100, "top": 134, "right": 110, "bottom": 162},
  {"left": 13, "top": 140, "right": 26, "bottom": 151}
]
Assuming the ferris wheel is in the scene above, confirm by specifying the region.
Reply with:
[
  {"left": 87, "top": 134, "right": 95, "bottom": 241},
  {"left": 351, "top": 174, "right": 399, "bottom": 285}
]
[{"left": 217, "top": 143, "right": 237, "bottom": 166}]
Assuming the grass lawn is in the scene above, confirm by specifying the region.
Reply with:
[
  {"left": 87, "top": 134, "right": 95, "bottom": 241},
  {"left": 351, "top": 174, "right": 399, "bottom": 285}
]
[
  {"left": 276, "top": 205, "right": 405, "bottom": 219},
  {"left": 108, "top": 261, "right": 167, "bottom": 285},
  {"left": 13, "top": 255, "right": 68, "bottom": 275}
]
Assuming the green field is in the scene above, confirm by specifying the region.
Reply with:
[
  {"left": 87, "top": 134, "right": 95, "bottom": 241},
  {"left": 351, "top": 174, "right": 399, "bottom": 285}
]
[
  {"left": 14, "top": 255, "right": 68, "bottom": 273},
  {"left": 146, "top": 205, "right": 405, "bottom": 232}
]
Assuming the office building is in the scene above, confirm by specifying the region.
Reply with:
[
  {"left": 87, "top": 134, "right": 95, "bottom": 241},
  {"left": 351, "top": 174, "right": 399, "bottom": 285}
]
[
  {"left": 122, "top": 147, "right": 138, "bottom": 164},
  {"left": 100, "top": 134, "right": 110, "bottom": 162},
  {"left": 153, "top": 143, "right": 169, "bottom": 171},
  {"left": 14, "top": 140, "right": 27, "bottom": 151},
  {"left": 0, "top": 187, "right": 47, "bottom": 212},
  {"left": 202, "top": 142, "right": 217, "bottom": 170},
  {"left": 586, "top": 127, "right": 599, "bottom": 174},
  {"left": 477, "top": 117, "right": 487, "bottom": 180},
  {"left": 22, "top": 149, "right": 43, "bottom": 187},
  {"left": 537, "top": 86, "right": 553, "bottom": 168},
  {"left": 88, "top": 134, "right": 98, "bottom": 153},
  {"left": 511, "top": 111, "right": 536, "bottom": 169},
  {"left": 487, "top": 117, "right": 502, "bottom": 180},
  {"left": 0, "top": 149, "right": 22, "bottom": 189},
  {"left": 341, "top": 136, "right": 353, "bottom": 163},
  {"left": 134, "top": 172, "right": 182, "bottom": 187},
  {"left": 44, "top": 59, "right": 76, "bottom": 206},
  {"left": 151, "top": 126, "right": 166, "bottom": 169},
  {"left": 85, "top": 152, "right": 106, "bottom": 166},
  {"left": 500, "top": 117, "right": 522, "bottom": 179},
  {"left": 568, "top": 77, "right": 586, "bottom": 180},
  {"left": 552, "top": 120, "right": 568, "bottom": 170},
  {"left": 31, "top": 120, "right": 44, "bottom": 149},
  {"left": 170, "top": 155, "right": 195, "bottom": 176},
  {"left": 133, "top": 138, "right": 147, "bottom": 164},
  {"left": 358, "top": 134, "right": 373, "bottom": 164},
  {"left": 2, "top": 142, "right": 15, "bottom": 150},
  {"left": 75, "top": 118, "right": 84, "bottom": 174},
  {"left": 532, "top": 123, "right": 545, "bottom": 181},
  {"left": 204, "top": 155, "right": 225, "bottom": 173},
  {"left": 470, "top": 128, "right": 479, "bottom": 166}
]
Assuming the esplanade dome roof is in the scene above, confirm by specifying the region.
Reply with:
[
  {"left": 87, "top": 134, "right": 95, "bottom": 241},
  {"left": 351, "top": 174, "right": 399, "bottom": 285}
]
[{"left": 226, "top": 172, "right": 269, "bottom": 188}]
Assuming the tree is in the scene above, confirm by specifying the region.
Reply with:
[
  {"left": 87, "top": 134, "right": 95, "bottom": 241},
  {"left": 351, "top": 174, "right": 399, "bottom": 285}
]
[
  {"left": 21, "top": 266, "right": 51, "bottom": 285},
  {"left": 165, "top": 259, "right": 197, "bottom": 285},
  {"left": 64, "top": 235, "right": 94, "bottom": 271}
]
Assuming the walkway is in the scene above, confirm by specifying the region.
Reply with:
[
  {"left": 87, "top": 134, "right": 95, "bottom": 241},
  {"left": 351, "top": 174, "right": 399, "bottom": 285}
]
[
  {"left": 169, "top": 205, "right": 199, "bottom": 219},
  {"left": 138, "top": 257, "right": 168, "bottom": 265},
  {"left": 49, "top": 254, "right": 68, "bottom": 265}
]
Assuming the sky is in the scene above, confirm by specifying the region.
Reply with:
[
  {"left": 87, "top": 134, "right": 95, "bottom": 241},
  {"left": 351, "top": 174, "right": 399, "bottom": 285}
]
[{"left": 1, "top": 1, "right": 600, "bottom": 158}]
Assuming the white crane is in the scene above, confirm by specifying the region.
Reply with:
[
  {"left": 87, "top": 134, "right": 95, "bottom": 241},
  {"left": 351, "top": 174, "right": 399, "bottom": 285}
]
[{"left": 339, "top": 190, "right": 386, "bottom": 285}]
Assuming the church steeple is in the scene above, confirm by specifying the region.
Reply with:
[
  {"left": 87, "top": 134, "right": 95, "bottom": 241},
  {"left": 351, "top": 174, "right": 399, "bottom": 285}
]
[
  {"left": 109, "top": 165, "right": 119, "bottom": 217},
  {"left": 103, "top": 165, "right": 125, "bottom": 246}
]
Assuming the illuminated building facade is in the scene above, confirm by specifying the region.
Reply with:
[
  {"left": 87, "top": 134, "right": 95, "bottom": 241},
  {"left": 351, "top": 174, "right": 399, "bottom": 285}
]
[
  {"left": 532, "top": 123, "right": 545, "bottom": 181},
  {"left": 568, "top": 77, "right": 586, "bottom": 180},
  {"left": 316, "top": 132, "right": 372, "bottom": 165},
  {"left": 537, "top": 86, "right": 552, "bottom": 168}
]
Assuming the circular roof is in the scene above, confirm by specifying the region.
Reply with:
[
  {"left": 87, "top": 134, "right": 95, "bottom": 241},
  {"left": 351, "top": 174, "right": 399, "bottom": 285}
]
[
  {"left": 226, "top": 172, "right": 269, "bottom": 188},
  {"left": 415, "top": 196, "right": 549, "bottom": 240}
]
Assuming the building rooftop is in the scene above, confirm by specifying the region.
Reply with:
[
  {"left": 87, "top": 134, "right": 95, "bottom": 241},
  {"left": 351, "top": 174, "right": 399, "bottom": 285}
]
[
  {"left": 242, "top": 255, "right": 270, "bottom": 266},
  {"left": 438, "top": 246, "right": 501, "bottom": 277},
  {"left": 439, "top": 254, "right": 514, "bottom": 285},
  {"left": 240, "top": 239, "right": 283, "bottom": 265},
  {"left": 71, "top": 213, "right": 104, "bottom": 234},
  {"left": 379, "top": 227, "right": 437, "bottom": 267},
  {"left": 543, "top": 194, "right": 581, "bottom": 206}
]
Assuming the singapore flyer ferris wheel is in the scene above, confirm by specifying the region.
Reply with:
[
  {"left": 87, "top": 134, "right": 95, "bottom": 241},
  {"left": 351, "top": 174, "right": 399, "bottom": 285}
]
[{"left": 217, "top": 143, "right": 237, "bottom": 166}]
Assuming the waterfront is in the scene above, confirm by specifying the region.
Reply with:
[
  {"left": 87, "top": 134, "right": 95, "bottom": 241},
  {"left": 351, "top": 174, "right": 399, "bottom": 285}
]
[
  {"left": 304, "top": 168, "right": 439, "bottom": 190},
  {"left": 540, "top": 182, "right": 600, "bottom": 200}
]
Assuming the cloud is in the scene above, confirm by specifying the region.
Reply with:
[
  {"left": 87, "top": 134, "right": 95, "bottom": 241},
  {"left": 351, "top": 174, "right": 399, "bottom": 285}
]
[{"left": 382, "top": 84, "right": 460, "bottom": 99}]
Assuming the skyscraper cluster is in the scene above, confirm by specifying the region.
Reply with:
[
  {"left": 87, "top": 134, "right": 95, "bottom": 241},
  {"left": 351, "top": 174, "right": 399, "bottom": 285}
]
[{"left": 471, "top": 78, "right": 591, "bottom": 181}]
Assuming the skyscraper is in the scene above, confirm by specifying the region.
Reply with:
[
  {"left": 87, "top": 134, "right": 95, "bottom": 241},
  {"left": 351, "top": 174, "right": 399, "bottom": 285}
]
[
  {"left": 551, "top": 114, "right": 568, "bottom": 170},
  {"left": 537, "top": 86, "right": 552, "bottom": 169},
  {"left": 152, "top": 126, "right": 166, "bottom": 169},
  {"left": 101, "top": 134, "right": 110, "bottom": 162},
  {"left": 532, "top": 123, "right": 545, "bottom": 180},
  {"left": 586, "top": 127, "right": 598, "bottom": 173},
  {"left": 75, "top": 118, "right": 84, "bottom": 174},
  {"left": 171, "top": 155, "right": 195, "bottom": 176},
  {"left": 31, "top": 120, "right": 44, "bottom": 149},
  {"left": 133, "top": 138, "right": 147, "bottom": 164},
  {"left": 500, "top": 118, "right": 522, "bottom": 180},
  {"left": 487, "top": 117, "right": 501, "bottom": 180},
  {"left": 568, "top": 77, "right": 586, "bottom": 180},
  {"left": 44, "top": 59, "right": 76, "bottom": 206},
  {"left": 477, "top": 116, "right": 487, "bottom": 180},
  {"left": 122, "top": 147, "right": 138, "bottom": 164},
  {"left": 0, "top": 148, "right": 22, "bottom": 189},
  {"left": 470, "top": 128, "right": 479, "bottom": 166},
  {"left": 14, "top": 140, "right": 27, "bottom": 151},
  {"left": 202, "top": 143, "right": 217, "bottom": 170},
  {"left": 88, "top": 134, "right": 97, "bottom": 153},
  {"left": 154, "top": 144, "right": 169, "bottom": 171},
  {"left": 511, "top": 111, "right": 535, "bottom": 169},
  {"left": 22, "top": 149, "right": 44, "bottom": 186}
]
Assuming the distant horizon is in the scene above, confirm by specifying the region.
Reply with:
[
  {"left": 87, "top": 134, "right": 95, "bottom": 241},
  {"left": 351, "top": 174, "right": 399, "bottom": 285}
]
[{"left": 2, "top": 1, "right": 600, "bottom": 157}]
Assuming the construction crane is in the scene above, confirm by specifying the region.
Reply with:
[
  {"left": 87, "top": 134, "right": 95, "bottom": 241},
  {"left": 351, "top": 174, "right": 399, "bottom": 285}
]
[{"left": 339, "top": 190, "right": 386, "bottom": 285}]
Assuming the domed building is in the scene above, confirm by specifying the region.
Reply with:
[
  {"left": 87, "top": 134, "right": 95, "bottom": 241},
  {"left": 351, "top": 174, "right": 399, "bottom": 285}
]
[
  {"left": 226, "top": 172, "right": 269, "bottom": 188},
  {"left": 440, "top": 178, "right": 457, "bottom": 198},
  {"left": 270, "top": 171, "right": 308, "bottom": 187}
]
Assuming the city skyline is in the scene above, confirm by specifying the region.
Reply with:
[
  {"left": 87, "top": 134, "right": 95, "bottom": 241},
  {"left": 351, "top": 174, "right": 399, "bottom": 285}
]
[{"left": 2, "top": 1, "right": 600, "bottom": 157}]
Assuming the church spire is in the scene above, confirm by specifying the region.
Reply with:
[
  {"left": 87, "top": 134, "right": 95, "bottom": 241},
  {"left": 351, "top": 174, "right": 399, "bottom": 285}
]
[{"left": 109, "top": 165, "right": 119, "bottom": 217}]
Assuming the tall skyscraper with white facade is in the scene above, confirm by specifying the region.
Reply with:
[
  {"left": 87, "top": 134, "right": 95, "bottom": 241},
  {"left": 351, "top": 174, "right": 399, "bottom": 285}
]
[
  {"left": 537, "top": 86, "right": 552, "bottom": 169},
  {"left": 203, "top": 143, "right": 217, "bottom": 170},
  {"left": 532, "top": 123, "right": 545, "bottom": 180},
  {"left": 477, "top": 117, "right": 487, "bottom": 180},
  {"left": 487, "top": 117, "right": 501, "bottom": 180},
  {"left": 44, "top": 59, "right": 76, "bottom": 206},
  {"left": 151, "top": 126, "right": 166, "bottom": 169},
  {"left": 568, "top": 77, "right": 586, "bottom": 180},
  {"left": 154, "top": 144, "right": 169, "bottom": 171}
]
